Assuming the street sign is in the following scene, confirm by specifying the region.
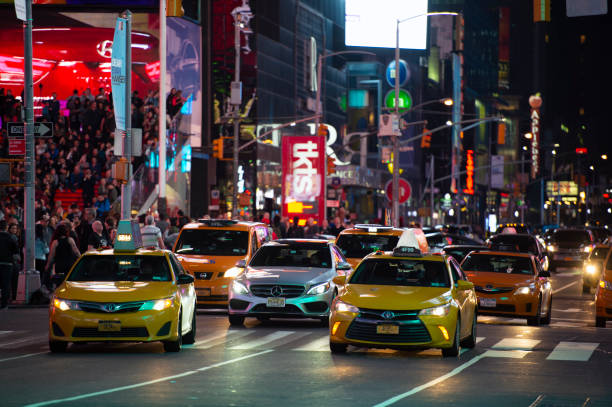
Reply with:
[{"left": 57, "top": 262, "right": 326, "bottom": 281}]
[
  {"left": 385, "top": 59, "right": 409, "bottom": 87},
  {"left": 385, "top": 178, "right": 411, "bottom": 204},
  {"left": 14, "top": 0, "right": 25, "bottom": 21},
  {"left": 7, "top": 122, "right": 53, "bottom": 138},
  {"left": 384, "top": 89, "right": 412, "bottom": 113},
  {"left": 8, "top": 139, "right": 25, "bottom": 155}
]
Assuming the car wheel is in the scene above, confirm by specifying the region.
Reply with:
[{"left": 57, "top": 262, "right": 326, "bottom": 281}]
[
  {"left": 329, "top": 341, "right": 347, "bottom": 354},
  {"left": 183, "top": 308, "right": 197, "bottom": 345},
  {"left": 460, "top": 311, "right": 477, "bottom": 349},
  {"left": 163, "top": 312, "right": 183, "bottom": 352},
  {"left": 596, "top": 317, "right": 606, "bottom": 328},
  {"left": 582, "top": 283, "right": 591, "bottom": 294},
  {"left": 319, "top": 317, "right": 329, "bottom": 327},
  {"left": 527, "top": 297, "right": 542, "bottom": 326},
  {"left": 49, "top": 340, "right": 68, "bottom": 353},
  {"left": 442, "top": 320, "right": 460, "bottom": 357},
  {"left": 540, "top": 296, "right": 552, "bottom": 325},
  {"left": 229, "top": 315, "right": 245, "bottom": 326}
]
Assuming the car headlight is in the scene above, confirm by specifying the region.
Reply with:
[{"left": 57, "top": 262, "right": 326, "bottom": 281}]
[
  {"left": 307, "top": 282, "right": 330, "bottom": 295},
  {"left": 583, "top": 246, "right": 593, "bottom": 253},
  {"left": 516, "top": 283, "right": 536, "bottom": 295},
  {"left": 334, "top": 300, "right": 359, "bottom": 313},
  {"left": 585, "top": 264, "right": 598, "bottom": 275},
  {"left": 599, "top": 280, "right": 612, "bottom": 290},
  {"left": 419, "top": 303, "right": 451, "bottom": 316},
  {"left": 224, "top": 267, "right": 244, "bottom": 278},
  {"left": 547, "top": 245, "right": 556, "bottom": 252},
  {"left": 53, "top": 298, "right": 79, "bottom": 311},
  {"left": 140, "top": 296, "right": 175, "bottom": 311},
  {"left": 232, "top": 281, "right": 249, "bottom": 295}
]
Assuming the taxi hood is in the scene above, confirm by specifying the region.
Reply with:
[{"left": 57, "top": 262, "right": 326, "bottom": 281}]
[
  {"left": 243, "top": 267, "right": 332, "bottom": 285},
  {"left": 56, "top": 281, "right": 177, "bottom": 302},
  {"left": 463, "top": 271, "right": 534, "bottom": 287},
  {"left": 340, "top": 284, "right": 452, "bottom": 310},
  {"left": 175, "top": 254, "right": 243, "bottom": 272}
]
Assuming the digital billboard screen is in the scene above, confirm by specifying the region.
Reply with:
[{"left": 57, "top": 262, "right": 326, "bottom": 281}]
[
  {"left": 0, "top": 0, "right": 156, "bottom": 5},
  {"left": 345, "top": 0, "right": 428, "bottom": 49}
]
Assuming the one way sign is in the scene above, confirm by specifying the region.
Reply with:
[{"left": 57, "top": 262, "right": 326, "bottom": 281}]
[{"left": 7, "top": 122, "right": 53, "bottom": 138}]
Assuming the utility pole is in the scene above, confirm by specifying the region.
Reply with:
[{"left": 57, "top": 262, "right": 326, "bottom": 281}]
[
  {"left": 158, "top": 0, "right": 167, "bottom": 216},
  {"left": 121, "top": 12, "right": 133, "bottom": 220},
  {"left": 430, "top": 155, "right": 435, "bottom": 225}
]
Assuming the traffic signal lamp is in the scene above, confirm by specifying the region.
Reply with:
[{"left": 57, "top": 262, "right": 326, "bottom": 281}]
[
  {"left": 212, "top": 138, "right": 223, "bottom": 159},
  {"left": 497, "top": 122, "right": 506, "bottom": 145},
  {"left": 317, "top": 124, "right": 329, "bottom": 138},
  {"left": 420, "top": 129, "right": 431, "bottom": 148},
  {"left": 327, "top": 155, "right": 336, "bottom": 175}
]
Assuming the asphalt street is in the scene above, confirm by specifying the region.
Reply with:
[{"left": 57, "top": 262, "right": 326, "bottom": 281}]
[{"left": 1, "top": 268, "right": 611, "bottom": 407}]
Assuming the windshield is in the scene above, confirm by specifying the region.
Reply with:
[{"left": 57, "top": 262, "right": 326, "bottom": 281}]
[
  {"left": 249, "top": 243, "right": 332, "bottom": 268},
  {"left": 489, "top": 236, "right": 538, "bottom": 254},
  {"left": 174, "top": 229, "right": 249, "bottom": 256},
  {"left": 68, "top": 255, "right": 172, "bottom": 282},
  {"left": 349, "top": 259, "right": 450, "bottom": 287},
  {"left": 552, "top": 230, "right": 591, "bottom": 243},
  {"left": 462, "top": 254, "right": 534, "bottom": 275},
  {"left": 335, "top": 234, "right": 399, "bottom": 258},
  {"left": 444, "top": 248, "right": 476, "bottom": 262},
  {"left": 591, "top": 247, "right": 610, "bottom": 260}
]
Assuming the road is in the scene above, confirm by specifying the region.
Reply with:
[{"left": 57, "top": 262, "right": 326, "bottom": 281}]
[{"left": 1, "top": 268, "right": 611, "bottom": 407}]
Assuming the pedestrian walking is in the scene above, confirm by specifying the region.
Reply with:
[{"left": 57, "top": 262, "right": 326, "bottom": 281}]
[
  {"left": 141, "top": 215, "right": 165, "bottom": 249},
  {"left": 0, "top": 220, "right": 18, "bottom": 310}
]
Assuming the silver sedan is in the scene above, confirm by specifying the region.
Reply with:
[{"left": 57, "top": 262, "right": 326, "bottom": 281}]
[{"left": 228, "top": 239, "right": 352, "bottom": 326}]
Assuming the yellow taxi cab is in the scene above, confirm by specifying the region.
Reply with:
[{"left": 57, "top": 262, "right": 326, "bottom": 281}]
[
  {"left": 460, "top": 250, "right": 552, "bottom": 326},
  {"left": 173, "top": 219, "right": 271, "bottom": 306},
  {"left": 595, "top": 251, "right": 612, "bottom": 327},
  {"left": 329, "top": 246, "right": 477, "bottom": 357},
  {"left": 583, "top": 244, "right": 610, "bottom": 294},
  {"left": 49, "top": 220, "right": 197, "bottom": 353},
  {"left": 335, "top": 225, "right": 429, "bottom": 270}
]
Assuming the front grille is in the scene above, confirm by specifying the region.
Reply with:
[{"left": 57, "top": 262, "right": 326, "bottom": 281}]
[
  {"left": 358, "top": 308, "right": 419, "bottom": 321},
  {"left": 303, "top": 302, "right": 329, "bottom": 313},
  {"left": 78, "top": 301, "right": 145, "bottom": 314},
  {"left": 197, "top": 295, "right": 228, "bottom": 302},
  {"left": 195, "top": 272, "right": 213, "bottom": 280},
  {"left": 229, "top": 299, "right": 250, "bottom": 310},
  {"left": 346, "top": 320, "right": 431, "bottom": 344},
  {"left": 52, "top": 322, "right": 65, "bottom": 337},
  {"left": 250, "top": 284, "right": 305, "bottom": 299},
  {"left": 479, "top": 304, "right": 516, "bottom": 313},
  {"left": 475, "top": 286, "right": 514, "bottom": 294},
  {"left": 72, "top": 327, "right": 149, "bottom": 338},
  {"left": 251, "top": 304, "right": 303, "bottom": 314},
  {"left": 156, "top": 322, "right": 172, "bottom": 336}
]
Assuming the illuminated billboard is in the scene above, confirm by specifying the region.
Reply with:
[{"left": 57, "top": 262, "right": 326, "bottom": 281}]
[{"left": 345, "top": 0, "right": 428, "bottom": 49}]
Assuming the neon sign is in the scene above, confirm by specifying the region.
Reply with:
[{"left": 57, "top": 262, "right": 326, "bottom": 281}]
[{"left": 463, "top": 149, "right": 474, "bottom": 195}]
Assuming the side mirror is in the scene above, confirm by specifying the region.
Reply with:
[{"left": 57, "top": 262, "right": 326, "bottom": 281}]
[
  {"left": 332, "top": 275, "right": 346, "bottom": 286},
  {"left": 235, "top": 259, "right": 247, "bottom": 268},
  {"left": 456, "top": 280, "right": 474, "bottom": 291},
  {"left": 336, "top": 262, "right": 352, "bottom": 271},
  {"left": 177, "top": 274, "right": 195, "bottom": 285},
  {"left": 51, "top": 273, "right": 66, "bottom": 286},
  {"left": 538, "top": 270, "right": 551, "bottom": 278}
]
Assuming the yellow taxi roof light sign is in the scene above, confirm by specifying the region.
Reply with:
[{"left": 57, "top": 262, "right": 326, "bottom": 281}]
[{"left": 114, "top": 220, "right": 143, "bottom": 252}]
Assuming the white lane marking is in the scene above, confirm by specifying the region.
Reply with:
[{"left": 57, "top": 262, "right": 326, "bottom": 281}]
[
  {"left": 0, "top": 335, "right": 47, "bottom": 348},
  {"left": 482, "top": 338, "right": 540, "bottom": 359},
  {"left": 553, "top": 281, "right": 579, "bottom": 294},
  {"left": 294, "top": 335, "right": 330, "bottom": 352},
  {"left": 550, "top": 322, "right": 587, "bottom": 328},
  {"left": 459, "top": 338, "right": 486, "bottom": 356},
  {"left": 547, "top": 341, "right": 599, "bottom": 361},
  {"left": 556, "top": 308, "right": 588, "bottom": 313},
  {"left": 191, "top": 330, "right": 255, "bottom": 349},
  {"left": 528, "top": 394, "right": 546, "bottom": 407},
  {"left": 229, "top": 331, "right": 295, "bottom": 350},
  {"left": 477, "top": 316, "right": 526, "bottom": 325},
  {"left": 476, "top": 337, "right": 486, "bottom": 344},
  {"left": 0, "top": 351, "right": 47, "bottom": 363},
  {"left": 25, "top": 350, "right": 273, "bottom": 407},
  {"left": 372, "top": 354, "right": 486, "bottom": 406},
  {"left": 0, "top": 331, "right": 14, "bottom": 335}
]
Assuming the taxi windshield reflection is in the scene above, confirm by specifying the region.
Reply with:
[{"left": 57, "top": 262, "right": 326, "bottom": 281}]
[{"left": 67, "top": 255, "right": 172, "bottom": 282}]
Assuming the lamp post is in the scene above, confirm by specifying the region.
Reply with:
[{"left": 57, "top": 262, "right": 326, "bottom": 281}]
[{"left": 393, "top": 11, "right": 458, "bottom": 227}]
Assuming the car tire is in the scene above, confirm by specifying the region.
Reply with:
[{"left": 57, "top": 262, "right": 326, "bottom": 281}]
[
  {"left": 319, "top": 317, "right": 329, "bottom": 327},
  {"left": 527, "top": 298, "right": 542, "bottom": 326},
  {"left": 229, "top": 315, "right": 245, "bottom": 326},
  {"left": 442, "top": 320, "right": 460, "bottom": 357},
  {"left": 329, "top": 341, "right": 347, "bottom": 354},
  {"left": 460, "top": 312, "right": 477, "bottom": 349},
  {"left": 596, "top": 317, "right": 606, "bottom": 328},
  {"left": 49, "top": 340, "right": 68, "bottom": 353},
  {"left": 183, "top": 308, "right": 197, "bottom": 345},
  {"left": 582, "top": 284, "right": 591, "bottom": 294},
  {"left": 163, "top": 312, "right": 183, "bottom": 352},
  {"left": 541, "top": 296, "right": 552, "bottom": 325}
]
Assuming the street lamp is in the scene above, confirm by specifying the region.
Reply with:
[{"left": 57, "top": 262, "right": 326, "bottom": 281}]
[
  {"left": 392, "top": 11, "right": 459, "bottom": 227},
  {"left": 602, "top": 154, "right": 608, "bottom": 160},
  {"left": 524, "top": 132, "right": 533, "bottom": 140}
]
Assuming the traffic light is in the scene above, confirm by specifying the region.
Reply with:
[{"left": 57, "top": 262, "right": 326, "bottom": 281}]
[
  {"left": 497, "top": 122, "right": 506, "bottom": 145},
  {"left": 420, "top": 129, "right": 431, "bottom": 148},
  {"left": 317, "top": 124, "right": 329, "bottom": 138},
  {"left": 327, "top": 155, "right": 336, "bottom": 175},
  {"left": 212, "top": 138, "right": 223, "bottom": 159}
]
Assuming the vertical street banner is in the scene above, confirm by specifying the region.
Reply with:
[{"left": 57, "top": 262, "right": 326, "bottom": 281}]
[
  {"left": 281, "top": 135, "right": 326, "bottom": 225},
  {"left": 111, "top": 16, "right": 128, "bottom": 132},
  {"left": 529, "top": 94, "right": 542, "bottom": 179}
]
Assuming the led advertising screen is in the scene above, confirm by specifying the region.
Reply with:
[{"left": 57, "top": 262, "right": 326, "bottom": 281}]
[{"left": 345, "top": 0, "right": 428, "bottom": 49}]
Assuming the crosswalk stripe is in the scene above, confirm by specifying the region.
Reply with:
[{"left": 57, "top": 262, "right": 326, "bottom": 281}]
[
  {"left": 0, "top": 331, "right": 13, "bottom": 335},
  {"left": 476, "top": 337, "right": 485, "bottom": 344},
  {"left": 0, "top": 335, "right": 47, "bottom": 349},
  {"left": 192, "top": 330, "right": 255, "bottom": 349},
  {"left": 229, "top": 331, "right": 295, "bottom": 350},
  {"left": 483, "top": 338, "right": 540, "bottom": 359},
  {"left": 294, "top": 336, "right": 330, "bottom": 352},
  {"left": 547, "top": 341, "right": 599, "bottom": 361}
]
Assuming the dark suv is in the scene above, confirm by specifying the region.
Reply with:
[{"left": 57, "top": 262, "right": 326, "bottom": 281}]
[
  {"left": 486, "top": 233, "right": 549, "bottom": 271},
  {"left": 546, "top": 229, "right": 595, "bottom": 271}
]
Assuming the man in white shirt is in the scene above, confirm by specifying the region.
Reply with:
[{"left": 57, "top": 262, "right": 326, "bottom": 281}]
[{"left": 141, "top": 215, "right": 165, "bottom": 249}]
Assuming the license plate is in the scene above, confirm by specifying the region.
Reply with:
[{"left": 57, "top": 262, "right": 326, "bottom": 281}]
[
  {"left": 479, "top": 298, "right": 496, "bottom": 308},
  {"left": 266, "top": 297, "right": 285, "bottom": 308},
  {"left": 98, "top": 321, "right": 121, "bottom": 332},
  {"left": 376, "top": 324, "right": 399, "bottom": 335},
  {"left": 196, "top": 288, "right": 211, "bottom": 296},
  {"left": 564, "top": 257, "right": 575, "bottom": 261}
]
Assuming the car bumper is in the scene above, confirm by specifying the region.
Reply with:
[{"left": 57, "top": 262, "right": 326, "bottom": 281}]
[
  {"left": 550, "top": 253, "right": 588, "bottom": 266},
  {"left": 476, "top": 292, "right": 539, "bottom": 317},
  {"left": 228, "top": 289, "right": 334, "bottom": 319},
  {"left": 595, "top": 288, "right": 612, "bottom": 319},
  {"left": 329, "top": 310, "right": 456, "bottom": 349},
  {"left": 194, "top": 278, "right": 232, "bottom": 305},
  {"left": 49, "top": 307, "right": 179, "bottom": 342}
]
